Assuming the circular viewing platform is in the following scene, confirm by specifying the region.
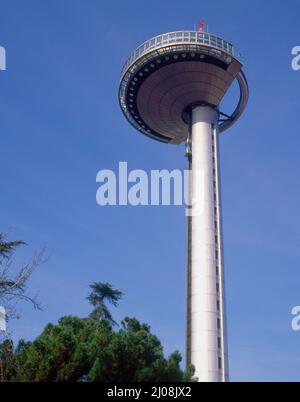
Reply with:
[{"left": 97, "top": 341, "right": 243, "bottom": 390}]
[{"left": 119, "top": 31, "right": 249, "bottom": 144}]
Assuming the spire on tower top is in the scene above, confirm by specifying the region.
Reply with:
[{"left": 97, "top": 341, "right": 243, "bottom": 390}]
[{"left": 197, "top": 20, "right": 205, "bottom": 32}]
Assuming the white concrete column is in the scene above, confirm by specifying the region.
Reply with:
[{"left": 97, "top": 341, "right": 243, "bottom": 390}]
[{"left": 190, "top": 105, "right": 227, "bottom": 382}]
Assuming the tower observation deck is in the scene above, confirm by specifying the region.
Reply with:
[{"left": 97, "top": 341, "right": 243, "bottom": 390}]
[{"left": 118, "top": 28, "right": 249, "bottom": 382}]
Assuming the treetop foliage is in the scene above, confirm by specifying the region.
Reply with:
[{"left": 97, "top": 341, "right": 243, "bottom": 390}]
[
  {"left": 0, "top": 280, "right": 195, "bottom": 382},
  {"left": 1, "top": 315, "right": 191, "bottom": 382}
]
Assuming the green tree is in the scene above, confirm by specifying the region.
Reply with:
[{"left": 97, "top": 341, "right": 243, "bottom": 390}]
[
  {"left": 86, "top": 282, "right": 123, "bottom": 325},
  {"left": 0, "top": 234, "right": 25, "bottom": 259},
  {"left": 0, "top": 233, "right": 44, "bottom": 318},
  {"left": 4, "top": 316, "right": 187, "bottom": 382},
  {"left": 0, "top": 339, "right": 14, "bottom": 382},
  {"left": 1, "top": 282, "right": 195, "bottom": 382}
]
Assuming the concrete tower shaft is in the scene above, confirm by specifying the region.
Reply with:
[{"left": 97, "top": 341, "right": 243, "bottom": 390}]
[{"left": 187, "top": 106, "right": 228, "bottom": 382}]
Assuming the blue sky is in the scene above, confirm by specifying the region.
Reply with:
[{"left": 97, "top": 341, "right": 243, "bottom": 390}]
[{"left": 0, "top": 0, "right": 300, "bottom": 382}]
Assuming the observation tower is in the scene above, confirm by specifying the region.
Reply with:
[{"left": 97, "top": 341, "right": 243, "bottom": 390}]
[{"left": 118, "top": 24, "right": 249, "bottom": 382}]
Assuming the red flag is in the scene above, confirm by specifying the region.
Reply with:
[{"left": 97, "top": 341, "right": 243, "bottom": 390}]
[{"left": 198, "top": 20, "right": 205, "bottom": 31}]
